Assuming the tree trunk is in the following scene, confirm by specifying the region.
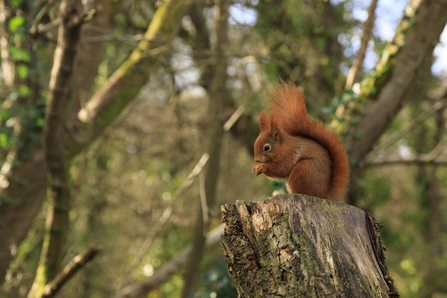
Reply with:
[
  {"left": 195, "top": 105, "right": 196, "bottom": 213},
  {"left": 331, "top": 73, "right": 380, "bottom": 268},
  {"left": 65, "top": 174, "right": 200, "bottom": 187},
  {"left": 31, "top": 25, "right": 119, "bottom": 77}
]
[
  {"left": 333, "top": 0, "right": 447, "bottom": 206},
  {"left": 0, "top": 0, "right": 14, "bottom": 86},
  {"left": 220, "top": 194, "right": 399, "bottom": 297},
  {"left": 180, "top": 0, "right": 229, "bottom": 296},
  {"left": 28, "top": 0, "right": 85, "bottom": 296},
  {"left": 0, "top": 0, "right": 185, "bottom": 283}
]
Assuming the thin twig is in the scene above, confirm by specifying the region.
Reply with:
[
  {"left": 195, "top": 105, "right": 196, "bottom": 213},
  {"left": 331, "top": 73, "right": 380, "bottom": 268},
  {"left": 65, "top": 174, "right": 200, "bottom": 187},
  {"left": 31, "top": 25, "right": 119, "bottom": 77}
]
[
  {"left": 424, "top": 135, "right": 447, "bottom": 162},
  {"left": 345, "top": 0, "right": 378, "bottom": 89},
  {"left": 224, "top": 104, "right": 246, "bottom": 131},
  {"left": 37, "top": 17, "right": 61, "bottom": 33},
  {"left": 29, "top": 0, "right": 58, "bottom": 36},
  {"left": 369, "top": 127, "right": 447, "bottom": 166},
  {"left": 199, "top": 171, "right": 209, "bottom": 236},
  {"left": 374, "top": 99, "right": 447, "bottom": 153},
  {"left": 367, "top": 155, "right": 447, "bottom": 167},
  {"left": 82, "top": 24, "right": 170, "bottom": 67}
]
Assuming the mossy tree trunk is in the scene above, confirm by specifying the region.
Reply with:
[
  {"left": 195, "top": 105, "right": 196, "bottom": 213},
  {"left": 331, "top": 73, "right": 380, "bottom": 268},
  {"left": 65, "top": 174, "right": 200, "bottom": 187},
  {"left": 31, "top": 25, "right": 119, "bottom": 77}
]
[
  {"left": 333, "top": 0, "right": 447, "bottom": 206},
  {"left": 0, "top": 0, "right": 185, "bottom": 282},
  {"left": 27, "top": 0, "right": 86, "bottom": 296},
  {"left": 220, "top": 195, "right": 399, "bottom": 297}
]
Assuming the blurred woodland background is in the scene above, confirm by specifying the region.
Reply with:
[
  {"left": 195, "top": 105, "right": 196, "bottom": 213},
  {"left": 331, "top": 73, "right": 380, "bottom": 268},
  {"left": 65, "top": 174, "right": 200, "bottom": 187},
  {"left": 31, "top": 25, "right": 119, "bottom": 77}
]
[{"left": 1, "top": 0, "right": 447, "bottom": 297}]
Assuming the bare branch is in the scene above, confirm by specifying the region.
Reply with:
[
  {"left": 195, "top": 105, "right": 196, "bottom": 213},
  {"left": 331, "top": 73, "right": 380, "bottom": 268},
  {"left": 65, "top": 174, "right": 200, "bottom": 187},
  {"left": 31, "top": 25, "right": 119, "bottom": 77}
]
[
  {"left": 374, "top": 96, "right": 447, "bottom": 153},
  {"left": 69, "top": 8, "right": 96, "bottom": 27},
  {"left": 29, "top": 0, "right": 58, "bottom": 36},
  {"left": 37, "top": 18, "right": 61, "bottom": 34},
  {"left": 367, "top": 155, "right": 447, "bottom": 167},
  {"left": 424, "top": 135, "right": 447, "bottom": 161},
  {"left": 70, "top": 0, "right": 186, "bottom": 156},
  {"left": 345, "top": 0, "right": 378, "bottom": 89},
  {"left": 199, "top": 171, "right": 209, "bottom": 235},
  {"left": 348, "top": 0, "right": 447, "bottom": 162},
  {"left": 369, "top": 134, "right": 447, "bottom": 167},
  {"left": 42, "top": 246, "right": 102, "bottom": 298},
  {"left": 82, "top": 24, "right": 170, "bottom": 65},
  {"left": 223, "top": 104, "right": 246, "bottom": 131}
]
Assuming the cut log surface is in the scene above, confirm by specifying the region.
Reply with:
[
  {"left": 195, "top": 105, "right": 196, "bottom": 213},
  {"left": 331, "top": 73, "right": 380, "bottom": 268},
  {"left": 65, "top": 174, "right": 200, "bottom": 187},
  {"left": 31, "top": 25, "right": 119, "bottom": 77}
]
[{"left": 220, "top": 194, "right": 398, "bottom": 297}]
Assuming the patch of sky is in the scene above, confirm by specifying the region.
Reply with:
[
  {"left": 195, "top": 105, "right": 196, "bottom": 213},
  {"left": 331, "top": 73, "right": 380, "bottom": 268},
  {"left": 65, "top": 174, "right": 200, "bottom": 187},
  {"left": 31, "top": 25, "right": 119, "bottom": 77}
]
[
  {"left": 170, "top": 39, "right": 200, "bottom": 89},
  {"left": 229, "top": 3, "right": 258, "bottom": 26}
]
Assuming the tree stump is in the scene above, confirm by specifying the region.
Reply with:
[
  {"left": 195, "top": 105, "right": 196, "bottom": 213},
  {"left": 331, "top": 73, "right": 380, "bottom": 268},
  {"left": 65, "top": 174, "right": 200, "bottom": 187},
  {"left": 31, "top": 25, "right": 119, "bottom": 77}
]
[{"left": 220, "top": 194, "right": 399, "bottom": 297}]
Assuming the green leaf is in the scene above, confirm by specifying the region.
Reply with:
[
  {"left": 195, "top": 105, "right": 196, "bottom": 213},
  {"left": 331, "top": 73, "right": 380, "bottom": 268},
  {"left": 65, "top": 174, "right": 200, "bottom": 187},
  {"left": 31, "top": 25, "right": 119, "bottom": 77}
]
[
  {"left": 0, "top": 134, "right": 8, "bottom": 148},
  {"left": 21, "top": 50, "right": 31, "bottom": 62},
  {"left": 8, "top": 46, "right": 20, "bottom": 61},
  {"left": 17, "top": 64, "right": 28, "bottom": 79},
  {"left": 9, "top": 16, "right": 24, "bottom": 32},
  {"left": 10, "top": 0, "right": 23, "bottom": 9},
  {"left": 36, "top": 118, "right": 44, "bottom": 127},
  {"left": 0, "top": 109, "right": 10, "bottom": 121},
  {"left": 19, "top": 85, "right": 29, "bottom": 96}
]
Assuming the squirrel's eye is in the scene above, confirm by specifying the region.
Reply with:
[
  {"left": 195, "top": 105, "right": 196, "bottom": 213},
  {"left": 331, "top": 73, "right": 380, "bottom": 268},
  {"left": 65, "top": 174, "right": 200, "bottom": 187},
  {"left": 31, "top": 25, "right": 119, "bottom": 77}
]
[{"left": 264, "top": 144, "right": 271, "bottom": 152}]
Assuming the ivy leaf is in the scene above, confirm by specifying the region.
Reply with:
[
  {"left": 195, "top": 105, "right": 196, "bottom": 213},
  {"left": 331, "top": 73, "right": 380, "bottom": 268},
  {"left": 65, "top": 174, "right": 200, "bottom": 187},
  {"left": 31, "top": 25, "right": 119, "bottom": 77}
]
[
  {"left": 0, "top": 134, "right": 8, "bottom": 148},
  {"left": 19, "top": 85, "right": 29, "bottom": 96},
  {"left": 36, "top": 118, "right": 44, "bottom": 127},
  {"left": 21, "top": 50, "right": 31, "bottom": 62},
  {"left": 9, "top": 16, "right": 24, "bottom": 32},
  {"left": 17, "top": 65, "right": 28, "bottom": 79}
]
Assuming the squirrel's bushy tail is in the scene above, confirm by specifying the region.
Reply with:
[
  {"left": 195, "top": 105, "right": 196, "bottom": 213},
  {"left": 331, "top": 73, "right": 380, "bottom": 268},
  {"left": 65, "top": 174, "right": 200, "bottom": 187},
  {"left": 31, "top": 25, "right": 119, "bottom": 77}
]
[{"left": 265, "top": 82, "right": 350, "bottom": 201}]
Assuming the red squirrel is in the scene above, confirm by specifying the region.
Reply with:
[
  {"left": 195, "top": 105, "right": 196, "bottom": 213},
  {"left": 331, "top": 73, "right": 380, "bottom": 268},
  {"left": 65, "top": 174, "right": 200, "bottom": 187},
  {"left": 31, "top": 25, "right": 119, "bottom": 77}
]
[{"left": 252, "top": 82, "right": 349, "bottom": 201}]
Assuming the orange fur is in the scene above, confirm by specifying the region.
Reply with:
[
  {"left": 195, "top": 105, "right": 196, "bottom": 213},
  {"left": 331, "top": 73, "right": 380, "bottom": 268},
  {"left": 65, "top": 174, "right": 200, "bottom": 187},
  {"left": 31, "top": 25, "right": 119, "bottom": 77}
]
[{"left": 252, "top": 82, "right": 349, "bottom": 201}]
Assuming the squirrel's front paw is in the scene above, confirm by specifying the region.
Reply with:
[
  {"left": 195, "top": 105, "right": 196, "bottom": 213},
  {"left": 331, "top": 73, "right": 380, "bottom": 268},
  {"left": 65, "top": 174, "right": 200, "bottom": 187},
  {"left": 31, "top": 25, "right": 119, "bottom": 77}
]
[{"left": 252, "top": 163, "right": 264, "bottom": 176}]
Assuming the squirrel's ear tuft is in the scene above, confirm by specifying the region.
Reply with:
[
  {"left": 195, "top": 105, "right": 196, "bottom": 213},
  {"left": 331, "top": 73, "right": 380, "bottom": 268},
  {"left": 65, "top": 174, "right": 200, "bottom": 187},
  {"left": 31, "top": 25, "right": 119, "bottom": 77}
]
[
  {"left": 273, "top": 126, "right": 281, "bottom": 142},
  {"left": 260, "top": 111, "right": 268, "bottom": 131}
]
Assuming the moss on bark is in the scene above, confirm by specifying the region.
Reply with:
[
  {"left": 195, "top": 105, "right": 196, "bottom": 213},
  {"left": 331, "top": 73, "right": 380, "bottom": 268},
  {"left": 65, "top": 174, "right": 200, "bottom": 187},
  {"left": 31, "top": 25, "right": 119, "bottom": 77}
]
[{"left": 221, "top": 194, "right": 397, "bottom": 297}]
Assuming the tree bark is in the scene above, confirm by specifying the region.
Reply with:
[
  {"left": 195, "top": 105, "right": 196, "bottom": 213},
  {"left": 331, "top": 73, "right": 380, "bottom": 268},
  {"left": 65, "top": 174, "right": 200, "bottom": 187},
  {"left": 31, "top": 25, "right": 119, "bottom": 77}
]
[
  {"left": 220, "top": 195, "right": 399, "bottom": 297},
  {"left": 0, "top": 0, "right": 14, "bottom": 86},
  {"left": 74, "top": 0, "right": 185, "bottom": 142},
  {"left": 0, "top": 0, "right": 184, "bottom": 283},
  {"left": 28, "top": 0, "right": 85, "bottom": 296},
  {"left": 180, "top": 0, "right": 229, "bottom": 296}
]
